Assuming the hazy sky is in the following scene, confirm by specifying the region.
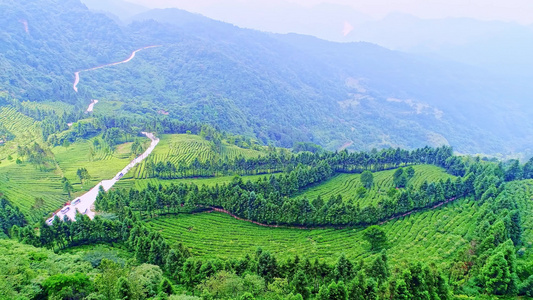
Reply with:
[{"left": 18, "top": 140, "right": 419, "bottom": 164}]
[{"left": 127, "top": 0, "right": 533, "bottom": 24}]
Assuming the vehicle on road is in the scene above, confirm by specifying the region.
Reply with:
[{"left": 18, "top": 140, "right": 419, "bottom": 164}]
[
  {"left": 46, "top": 218, "right": 54, "bottom": 225},
  {"left": 60, "top": 207, "right": 70, "bottom": 214},
  {"left": 72, "top": 199, "right": 81, "bottom": 205},
  {"left": 116, "top": 172, "right": 124, "bottom": 180}
]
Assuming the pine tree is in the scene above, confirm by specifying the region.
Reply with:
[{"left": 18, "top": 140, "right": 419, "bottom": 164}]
[
  {"left": 159, "top": 277, "right": 174, "bottom": 295},
  {"left": 116, "top": 277, "right": 133, "bottom": 300},
  {"left": 367, "top": 251, "right": 390, "bottom": 284},
  {"left": 334, "top": 254, "right": 355, "bottom": 282},
  {"left": 291, "top": 270, "right": 310, "bottom": 299}
]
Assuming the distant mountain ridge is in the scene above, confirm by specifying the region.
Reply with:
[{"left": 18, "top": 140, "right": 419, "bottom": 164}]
[{"left": 1, "top": 0, "right": 532, "bottom": 156}]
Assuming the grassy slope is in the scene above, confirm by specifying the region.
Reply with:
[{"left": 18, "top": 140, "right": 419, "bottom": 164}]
[
  {"left": 0, "top": 106, "right": 41, "bottom": 159},
  {"left": 294, "top": 164, "right": 455, "bottom": 208},
  {"left": 2, "top": 130, "right": 267, "bottom": 216},
  {"left": 0, "top": 106, "right": 65, "bottom": 215}
]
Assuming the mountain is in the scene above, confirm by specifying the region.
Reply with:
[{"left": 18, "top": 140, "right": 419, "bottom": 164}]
[
  {"left": 1, "top": 0, "right": 532, "bottom": 156},
  {"left": 81, "top": 0, "right": 149, "bottom": 21},
  {"left": 346, "top": 13, "right": 533, "bottom": 78}
]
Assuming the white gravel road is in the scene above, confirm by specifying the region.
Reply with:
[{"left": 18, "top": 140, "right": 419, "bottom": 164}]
[{"left": 49, "top": 132, "right": 159, "bottom": 223}]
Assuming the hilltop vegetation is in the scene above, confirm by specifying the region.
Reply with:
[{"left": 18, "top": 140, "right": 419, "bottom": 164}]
[{"left": 1, "top": 0, "right": 533, "bottom": 154}]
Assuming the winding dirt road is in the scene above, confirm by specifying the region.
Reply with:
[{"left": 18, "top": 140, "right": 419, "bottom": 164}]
[{"left": 73, "top": 45, "right": 162, "bottom": 92}]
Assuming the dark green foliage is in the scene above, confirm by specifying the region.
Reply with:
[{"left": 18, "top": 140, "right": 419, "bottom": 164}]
[
  {"left": 519, "top": 275, "right": 533, "bottom": 297},
  {"left": 481, "top": 240, "right": 518, "bottom": 296},
  {"left": 291, "top": 270, "right": 310, "bottom": 299},
  {"left": 360, "top": 170, "right": 374, "bottom": 189},
  {"left": 42, "top": 273, "right": 93, "bottom": 299},
  {"left": 317, "top": 281, "right": 347, "bottom": 300},
  {"left": 482, "top": 252, "right": 513, "bottom": 295},
  {"left": 0, "top": 197, "right": 26, "bottom": 235},
  {"left": 97, "top": 146, "right": 467, "bottom": 227},
  {"left": 363, "top": 225, "right": 388, "bottom": 251},
  {"left": 334, "top": 254, "right": 355, "bottom": 282},
  {"left": 116, "top": 277, "right": 134, "bottom": 300},
  {"left": 367, "top": 252, "right": 390, "bottom": 284},
  {"left": 159, "top": 277, "right": 175, "bottom": 295},
  {"left": 257, "top": 250, "right": 278, "bottom": 285}
]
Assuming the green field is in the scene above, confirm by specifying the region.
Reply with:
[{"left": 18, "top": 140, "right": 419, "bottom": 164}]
[
  {"left": 20, "top": 101, "right": 74, "bottom": 116},
  {"left": 0, "top": 109, "right": 144, "bottom": 217},
  {"left": 52, "top": 135, "right": 143, "bottom": 186},
  {"left": 146, "top": 197, "right": 476, "bottom": 268},
  {"left": 295, "top": 164, "right": 455, "bottom": 208},
  {"left": 131, "top": 134, "right": 268, "bottom": 179},
  {"left": 0, "top": 106, "right": 42, "bottom": 159},
  {"left": 0, "top": 159, "right": 66, "bottom": 217}
]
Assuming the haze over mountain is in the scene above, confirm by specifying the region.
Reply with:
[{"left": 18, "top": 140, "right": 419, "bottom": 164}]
[
  {"left": 3, "top": 0, "right": 533, "bottom": 157},
  {"left": 121, "top": 0, "right": 533, "bottom": 78}
]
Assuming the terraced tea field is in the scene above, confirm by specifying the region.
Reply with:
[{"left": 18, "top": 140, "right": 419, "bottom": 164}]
[
  {"left": 146, "top": 197, "right": 476, "bottom": 267},
  {"left": 0, "top": 160, "right": 65, "bottom": 218},
  {"left": 131, "top": 134, "right": 268, "bottom": 179},
  {"left": 20, "top": 101, "right": 74, "bottom": 116},
  {"left": 0, "top": 106, "right": 42, "bottom": 159},
  {"left": 52, "top": 136, "right": 141, "bottom": 186},
  {"left": 295, "top": 164, "right": 455, "bottom": 208}
]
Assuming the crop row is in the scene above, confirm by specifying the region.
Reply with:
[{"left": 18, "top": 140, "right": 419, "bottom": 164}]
[
  {"left": 146, "top": 197, "right": 476, "bottom": 265},
  {"left": 296, "top": 165, "right": 455, "bottom": 208}
]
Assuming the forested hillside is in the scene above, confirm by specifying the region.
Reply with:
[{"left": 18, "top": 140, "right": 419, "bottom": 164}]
[{"left": 1, "top": 0, "right": 532, "bottom": 155}]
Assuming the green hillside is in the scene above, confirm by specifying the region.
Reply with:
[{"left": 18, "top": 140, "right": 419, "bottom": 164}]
[
  {"left": 0, "top": 106, "right": 42, "bottom": 159},
  {"left": 52, "top": 135, "right": 146, "bottom": 185},
  {"left": 2, "top": 0, "right": 532, "bottom": 154},
  {"left": 145, "top": 197, "right": 473, "bottom": 266},
  {"left": 131, "top": 134, "right": 268, "bottom": 180},
  {"left": 0, "top": 105, "right": 144, "bottom": 218},
  {"left": 146, "top": 178, "right": 532, "bottom": 273},
  {"left": 294, "top": 164, "right": 455, "bottom": 209}
]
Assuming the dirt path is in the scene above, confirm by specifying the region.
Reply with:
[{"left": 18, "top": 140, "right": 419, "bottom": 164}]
[
  {"left": 204, "top": 196, "right": 459, "bottom": 230},
  {"left": 86, "top": 99, "right": 98, "bottom": 113},
  {"left": 72, "top": 45, "right": 162, "bottom": 92}
]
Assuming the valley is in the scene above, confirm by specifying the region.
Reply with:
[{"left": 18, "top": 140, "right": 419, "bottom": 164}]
[{"left": 1, "top": 0, "right": 533, "bottom": 299}]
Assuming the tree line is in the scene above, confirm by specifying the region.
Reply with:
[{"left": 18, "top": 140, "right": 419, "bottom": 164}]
[
  {"left": 8, "top": 206, "right": 452, "bottom": 300},
  {"left": 96, "top": 146, "right": 506, "bottom": 227}
]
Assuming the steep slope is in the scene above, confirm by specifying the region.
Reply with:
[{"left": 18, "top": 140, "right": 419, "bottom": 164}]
[{"left": 0, "top": 0, "right": 132, "bottom": 103}]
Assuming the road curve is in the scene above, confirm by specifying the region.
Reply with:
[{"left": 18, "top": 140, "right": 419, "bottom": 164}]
[
  {"left": 86, "top": 99, "right": 98, "bottom": 113},
  {"left": 72, "top": 45, "right": 162, "bottom": 92},
  {"left": 51, "top": 132, "right": 160, "bottom": 222}
]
